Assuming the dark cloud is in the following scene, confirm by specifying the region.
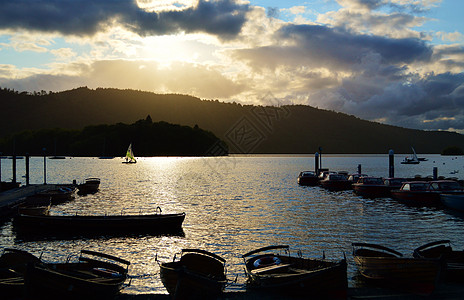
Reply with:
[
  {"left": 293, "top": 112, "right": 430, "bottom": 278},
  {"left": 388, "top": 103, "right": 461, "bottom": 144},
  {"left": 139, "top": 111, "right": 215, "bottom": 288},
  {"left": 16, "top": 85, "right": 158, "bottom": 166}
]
[
  {"left": 336, "top": 72, "right": 464, "bottom": 132},
  {"left": 277, "top": 24, "right": 433, "bottom": 65},
  {"left": 339, "top": 0, "right": 432, "bottom": 14},
  {"left": 0, "top": 0, "right": 249, "bottom": 39},
  {"left": 234, "top": 24, "right": 432, "bottom": 72}
]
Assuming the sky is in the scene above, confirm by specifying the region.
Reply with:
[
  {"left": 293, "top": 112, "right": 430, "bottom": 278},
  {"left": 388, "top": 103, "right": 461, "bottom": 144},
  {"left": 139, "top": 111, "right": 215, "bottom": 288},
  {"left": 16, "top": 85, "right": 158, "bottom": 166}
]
[{"left": 0, "top": 0, "right": 463, "bottom": 133}]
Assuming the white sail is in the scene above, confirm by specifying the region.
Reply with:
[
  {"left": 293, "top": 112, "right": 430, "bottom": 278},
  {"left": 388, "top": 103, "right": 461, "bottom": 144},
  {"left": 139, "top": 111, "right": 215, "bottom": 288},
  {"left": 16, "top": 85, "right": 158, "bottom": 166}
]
[{"left": 411, "top": 147, "right": 419, "bottom": 162}]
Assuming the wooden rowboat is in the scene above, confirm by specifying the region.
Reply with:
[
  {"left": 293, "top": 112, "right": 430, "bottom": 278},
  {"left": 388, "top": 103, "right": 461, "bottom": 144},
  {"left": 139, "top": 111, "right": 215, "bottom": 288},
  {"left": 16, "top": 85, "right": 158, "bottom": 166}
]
[
  {"left": 414, "top": 240, "right": 464, "bottom": 282},
  {"left": 24, "top": 250, "right": 130, "bottom": 299},
  {"left": 352, "top": 243, "right": 441, "bottom": 294},
  {"left": 77, "top": 178, "right": 100, "bottom": 195},
  {"left": 0, "top": 248, "right": 43, "bottom": 298},
  {"left": 159, "top": 249, "right": 227, "bottom": 299},
  {"left": 242, "top": 245, "right": 347, "bottom": 298},
  {"left": 13, "top": 209, "right": 185, "bottom": 237}
]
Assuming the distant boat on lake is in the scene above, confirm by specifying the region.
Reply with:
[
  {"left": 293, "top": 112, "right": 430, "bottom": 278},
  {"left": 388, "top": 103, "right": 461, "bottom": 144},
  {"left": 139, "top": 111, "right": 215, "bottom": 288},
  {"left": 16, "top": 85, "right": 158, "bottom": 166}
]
[
  {"left": 401, "top": 147, "right": 427, "bottom": 164},
  {"left": 122, "top": 143, "right": 136, "bottom": 164}
]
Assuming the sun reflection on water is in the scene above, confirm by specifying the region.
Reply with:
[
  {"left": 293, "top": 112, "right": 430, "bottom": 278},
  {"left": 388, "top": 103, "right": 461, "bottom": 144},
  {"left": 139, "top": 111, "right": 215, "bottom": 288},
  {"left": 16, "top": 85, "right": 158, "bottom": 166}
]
[{"left": 0, "top": 155, "right": 463, "bottom": 294}]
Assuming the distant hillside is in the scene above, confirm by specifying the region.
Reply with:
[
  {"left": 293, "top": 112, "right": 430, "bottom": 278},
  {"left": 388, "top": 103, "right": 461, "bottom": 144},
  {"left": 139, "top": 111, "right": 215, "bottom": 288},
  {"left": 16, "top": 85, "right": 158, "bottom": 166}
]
[{"left": 1, "top": 87, "right": 463, "bottom": 154}]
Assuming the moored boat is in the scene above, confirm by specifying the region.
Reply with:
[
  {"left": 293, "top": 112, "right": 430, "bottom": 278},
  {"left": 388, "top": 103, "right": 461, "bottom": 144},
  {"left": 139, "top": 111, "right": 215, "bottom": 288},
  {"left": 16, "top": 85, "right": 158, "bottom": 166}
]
[
  {"left": 242, "top": 245, "right": 347, "bottom": 298},
  {"left": 352, "top": 242, "right": 441, "bottom": 294},
  {"left": 440, "top": 193, "right": 464, "bottom": 211},
  {"left": 320, "top": 173, "right": 351, "bottom": 191},
  {"left": 0, "top": 248, "right": 43, "bottom": 297},
  {"left": 383, "top": 177, "right": 407, "bottom": 195},
  {"left": 24, "top": 249, "right": 130, "bottom": 299},
  {"left": 13, "top": 208, "right": 185, "bottom": 236},
  {"left": 297, "top": 171, "right": 319, "bottom": 186},
  {"left": 391, "top": 180, "right": 463, "bottom": 207},
  {"left": 352, "top": 177, "right": 390, "bottom": 198},
  {"left": 17, "top": 203, "right": 50, "bottom": 216},
  {"left": 414, "top": 240, "right": 464, "bottom": 282},
  {"left": 24, "top": 186, "right": 75, "bottom": 206},
  {"left": 347, "top": 173, "right": 368, "bottom": 187},
  {"left": 159, "top": 249, "right": 227, "bottom": 299},
  {"left": 77, "top": 177, "right": 100, "bottom": 195}
]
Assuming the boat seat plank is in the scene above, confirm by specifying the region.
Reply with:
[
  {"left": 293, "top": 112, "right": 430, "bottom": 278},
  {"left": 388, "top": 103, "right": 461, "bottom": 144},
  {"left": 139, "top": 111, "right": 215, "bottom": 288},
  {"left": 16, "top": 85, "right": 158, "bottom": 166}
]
[{"left": 251, "top": 263, "right": 291, "bottom": 275}]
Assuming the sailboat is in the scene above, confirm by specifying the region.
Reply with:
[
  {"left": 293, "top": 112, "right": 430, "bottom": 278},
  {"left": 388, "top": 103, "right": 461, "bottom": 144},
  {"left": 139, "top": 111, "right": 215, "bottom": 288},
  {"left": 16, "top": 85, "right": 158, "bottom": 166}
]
[
  {"left": 401, "top": 147, "right": 420, "bottom": 164},
  {"left": 122, "top": 143, "right": 137, "bottom": 164}
]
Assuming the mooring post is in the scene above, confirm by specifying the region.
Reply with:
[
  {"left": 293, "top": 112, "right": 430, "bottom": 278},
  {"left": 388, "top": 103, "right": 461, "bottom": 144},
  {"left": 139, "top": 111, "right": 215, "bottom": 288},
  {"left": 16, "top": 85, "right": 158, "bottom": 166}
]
[
  {"left": 25, "top": 153, "right": 30, "bottom": 186},
  {"left": 0, "top": 152, "right": 2, "bottom": 191},
  {"left": 389, "top": 149, "right": 394, "bottom": 178},
  {"left": 315, "top": 152, "right": 319, "bottom": 175},
  {"left": 43, "top": 147, "right": 47, "bottom": 185},
  {"left": 433, "top": 167, "right": 438, "bottom": 180},
  {"left": 357, "top": 164, "right": 362, "bottom": 174},
  {"left": 12, "top": 154, "right": 16, "bottom": 184},
  {"left": 318, "top": 146, "right": 322, "bottom": 170}
]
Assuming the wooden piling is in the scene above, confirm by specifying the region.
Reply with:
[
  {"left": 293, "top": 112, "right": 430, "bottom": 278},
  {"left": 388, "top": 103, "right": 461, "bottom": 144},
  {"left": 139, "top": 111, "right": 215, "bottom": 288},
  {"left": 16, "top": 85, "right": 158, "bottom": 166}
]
[
  {"left": 389, "top": 149, "right": 394, "bottom": 178},
  {"left": 315, "top": 152, "right": 319, "bottom": 175}
]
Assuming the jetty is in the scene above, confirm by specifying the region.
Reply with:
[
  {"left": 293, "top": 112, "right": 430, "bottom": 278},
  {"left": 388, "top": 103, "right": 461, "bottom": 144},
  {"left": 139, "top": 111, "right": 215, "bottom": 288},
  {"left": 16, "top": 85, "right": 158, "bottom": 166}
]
[{"left": 0, "top": 184, "right": 59, "bottom": 218}]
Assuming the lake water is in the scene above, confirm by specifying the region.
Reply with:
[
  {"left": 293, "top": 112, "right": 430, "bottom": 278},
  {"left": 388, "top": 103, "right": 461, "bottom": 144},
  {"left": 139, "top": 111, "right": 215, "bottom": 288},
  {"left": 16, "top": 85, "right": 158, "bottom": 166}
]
[{"left": 1, "top": 154, "right": 464, "bottom": 295}]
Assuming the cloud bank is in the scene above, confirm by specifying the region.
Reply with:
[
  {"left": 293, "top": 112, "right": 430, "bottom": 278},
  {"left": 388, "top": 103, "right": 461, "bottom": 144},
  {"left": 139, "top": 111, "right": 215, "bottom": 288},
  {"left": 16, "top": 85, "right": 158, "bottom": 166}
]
[{"left": 0, "top": 0, "right": 250, "bottom": 39}]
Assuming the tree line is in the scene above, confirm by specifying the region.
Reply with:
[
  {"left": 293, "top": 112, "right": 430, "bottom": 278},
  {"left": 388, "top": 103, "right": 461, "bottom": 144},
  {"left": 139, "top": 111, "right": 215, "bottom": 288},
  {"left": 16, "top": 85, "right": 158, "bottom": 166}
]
[{"left": 0, "top": 116, "right": 228, "bottom": 157}]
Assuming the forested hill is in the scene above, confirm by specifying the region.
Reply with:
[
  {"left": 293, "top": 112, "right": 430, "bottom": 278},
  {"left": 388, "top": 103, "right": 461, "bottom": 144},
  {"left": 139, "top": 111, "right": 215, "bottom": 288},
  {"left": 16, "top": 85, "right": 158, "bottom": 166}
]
[{"left": 1, "top": 87, "right": 463, "bottom": 154}]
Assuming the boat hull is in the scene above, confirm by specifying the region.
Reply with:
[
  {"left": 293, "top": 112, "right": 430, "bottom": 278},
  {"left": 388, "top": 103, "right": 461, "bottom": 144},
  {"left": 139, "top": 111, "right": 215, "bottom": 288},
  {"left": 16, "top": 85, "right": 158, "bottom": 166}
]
[
  {"left": 297, "top": 176, "right": 319, "bottom": 186},
  {"left": 77, "top": 178, "right": 100, "bottom": 195},
  {"left": 353, "top": 185, "right": 390, "bottom": 198},
  {"left": 14, "top": 213, "right": 185, "bottom": 236},
  {"left": 352, "top": 244, "right": 441, "bottom": 294},
  {"left": 414, "top": 240, "right": 464, "bottom": 282},
  {"left": 390, "top": 190, "right": 441, "bottom": 207},
  {"left": 25, "top": 187, "right": 75, "bottom": 206},
  {"left": 244, "top": 255, "right": 347, "bottom": 298},
  {"left": 320, "top": 181, "right": 351, "bottom": 191},
  {"left": 440, "top": 193, "right": 464, "bottom": 211},
  {"left": 160, "top": 262, "right": 226, "bottom": 299},
  {"left": 160, "top": 249, "right": 226, "bottom": 299},
  {"left": 24, "top": 250, "right": 129, "bottom": 300},
  {"left": 25, "top": 263, "right": 124, "bottom": 299}
]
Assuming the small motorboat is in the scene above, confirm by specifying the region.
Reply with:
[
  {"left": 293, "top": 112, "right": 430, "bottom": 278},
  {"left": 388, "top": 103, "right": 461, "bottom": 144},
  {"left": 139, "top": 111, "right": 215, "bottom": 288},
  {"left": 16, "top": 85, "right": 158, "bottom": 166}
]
[
  {"left": 159, "top": 249, "right": 227, "bottom": 299},
  {"left": 297, "top": 171, "right": 319, "bottom": 186},
  {"left": 383, "top": 177, "right": 407, "bottom": 194},
  {"left": 77, "top": 177, "right": 100, "bottom": 195},
  {"left": 440, "top": 193, "right": 464, "bottom": 212},
  {"left": 347, "top": 173, "right": 368, "bottom": 186},
  {"left": 352, "top": 177, "right": 390, "bottom": 198},
  {"left": 242, "top": 245, "right": 347, "bottom": 298},
  {"left": 352, "top": 243, "right": 441, "bottom": 294},
  {"left": 319, "top": 173, "right": 351, "bottom": 191},
  {"left": 391, "top": 180, "right": 463, "bottom": 207},
  {"left": 414, "top": 240, "right": 464, "bottom": 282}
]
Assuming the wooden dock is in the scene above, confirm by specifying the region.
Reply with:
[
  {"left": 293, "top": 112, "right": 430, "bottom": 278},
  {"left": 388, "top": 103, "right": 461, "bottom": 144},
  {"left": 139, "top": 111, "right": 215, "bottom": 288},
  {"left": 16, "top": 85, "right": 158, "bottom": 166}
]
[{"left": 0, "top": 184, "right": 58, "bottom": 218}]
